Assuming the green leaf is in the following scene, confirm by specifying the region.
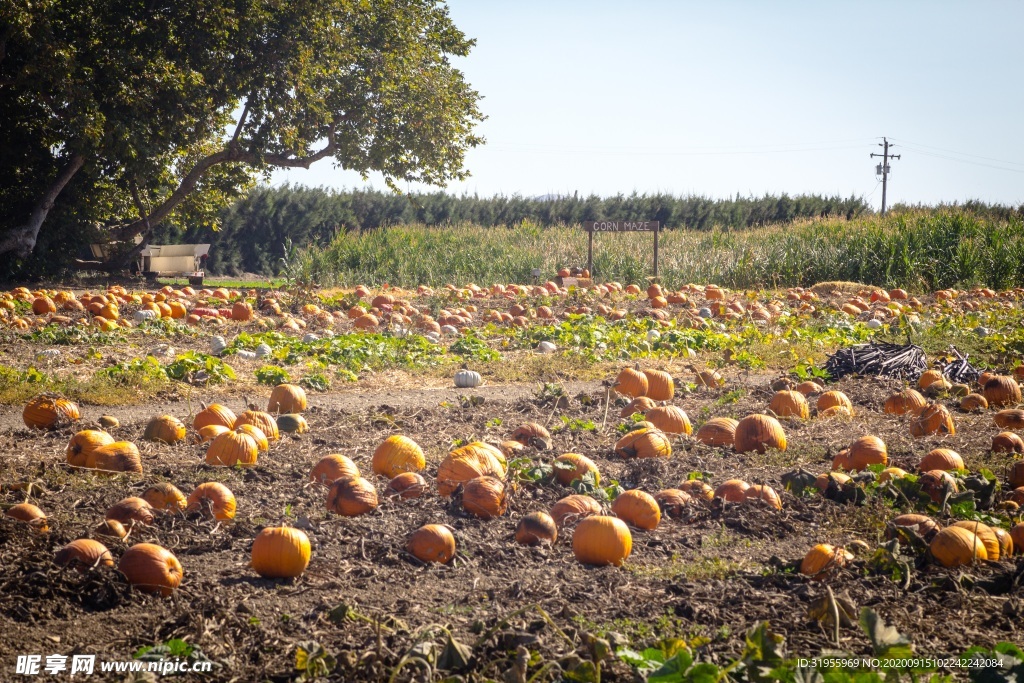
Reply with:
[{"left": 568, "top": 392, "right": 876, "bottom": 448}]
[{"left": 859, "top": 608, "right": 913, "bottom": 659}]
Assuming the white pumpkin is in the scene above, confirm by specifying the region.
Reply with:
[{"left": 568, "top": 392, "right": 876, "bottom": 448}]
[{"left": 454, "top": 368, "right": 482, "bottom": 388}]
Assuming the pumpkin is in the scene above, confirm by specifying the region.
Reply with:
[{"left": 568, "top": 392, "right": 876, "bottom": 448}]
[
  {"left": 5, "top": 502, "right": 48, "bottom": 532},
  {"left": 909, "top": 404, "right": 955, "bottom": 437},
  {"left": 462, "top": 476, "right": 508, "bottom": 519},
  {"left": 87, "top": 441, "right": 143, "bottom": 474},
  {"left": 769, "top": 390, "right": 809, "bottom": 419},
  {"left": 745, "top": 484, "right": 782, "bottom": 510},
  {"left": 831, "top": 449, "right": 852, "bottom": 470},
  {"left": 498, "top": 440, "right": 525, "bottom": 459},
  {"left": 186, "top": 482, "right": 237, "bottom": 520},
  {"left": 878, "top": 467, "right": 908, "bottom": 483},
  {"left": 515, "top": 512, "right": 558, "bottom": 546},
  {"left": 310, "top": 454, "right": 360, "bottom": 485},
  {"left": 66, "top": 429, "right": 115, "bottom": 468},
  {"left": 553, "top": 453, "right": 600, "bottom": 486},
  {"left": 235, "top": 424, "right": 269, "bottom": 452},
  {"left": 817, "top": 391, "right": 854, "bottom": 416},
  {"left": 1007, "top": 487, "right": 1024, "bottom": 506},
  {"left": 694, "top": 417, "right": 738, "bottom": 447},
  {"left": 815, "top": 471, "right": 851, "bottom": 494},
  {"left": 268, "top": 383, "right": 308, "bottom": 414},
  {"left": 884, "top": 389, "right": 927, "bottom": 415},
  {"left": 196, "top": 424, "right": 231, "bottom": 444},
  {"left": 193, "top": 403, "right": 237, "bottom": 431},
  {"left": 613, "top": 366, "right": 648, "bottom": 398},
  {"left": 142, "top": 483, "right": 187, "bottom": 513},
  {"left": 234, "top": 409, "right": 279, "bottom": 442},
  {"left": 23, "top": 394, "right": 80, "bottom": 430},
  {"left": 642, "top": 369, "right": 675, "bottom": 401},
  {"left": 572, "top": 516, "right": 632, "bottom": 566},
  {"left": 454, "top": 368, "right": 482, "bottom": 388},
  {"left": 951, "top": 521, "right": 1002, "bottom": 561},
  {"left": 143, "top": 415, "right": 187, "bottom": 444},
  {"left": 930, "top": 526, "right": 987, "bottom": 567},
  {"left": 919, "top": 470, "right": 958, "bottom": 503},
  {"left": 407, "top": 524, "right": 456, "bottom": 564},
  {"left": 959, "top": 393, "right": 988, "bottom": 413},
  {"left": 437, "top": 442, "right": 506, "bottom": 496},
  {"left": 800, "top": 544, "right": 851, "bottom": 579},
  {"left": 620, "top": 396, "right": 657, "bottom": 418},
  {"left": 992, "top": 527, "right": 1014, "bottom": 558},
  {"left": 95, "top": 519, "right": 127, "bottom": 539},
  {"left": 993, "top": 409, "right": 1024, "bottom": 430},
  {"left": 845, "top": 436, "right": 887, "bottom": 470},
  {"left": 276, "top": 413, "right": 309, "bottom": 433},
  {"left": 735, "top": 414, "right": 787, "bottom": 454},
  {"left": 251, "top": 526, "right": 311, "bottom": 579},
  {"left": 326, "top": 476, "right": 378, "bottom": 516},
  {"left": 992, "top": 431, "right": 1024, "bottom": 454},
  {"left": 1010, "top": 462, "right": 1024, "bottom": 489},
  {"left": 55, "top": 539, "right": 114, "bottom": 571},
  {"left": 714, "top": 479, "right": 750, "bottom": 502},
  {"left": 919, "top": 448, "right": 964, "bottom": 472},
  {"left": 614, "top": 427, "right": 672, "bottom": 458},
  {"left": 119, "top": 543, "right": 183, "bottom": 596},
  {"left": 678, "top": 480, "right": 715, "bottom": 502},
  {"left": 982, "top": 375, "right": 1022, "bottom": 407},
  {"left": 106, "top": 497, "right": 155, "bottom": 526},
  {"left": 1011, "top": 524, "right": 1024, "bottom": 555},
  {"left": 611, "top": 489, "right": 661, "bottom": 530},
  {"left": 385, "top": 472, "right": 427, "bottom": 500},
  {"left": 794, "top": 380, "right": 823, "bottom": 396},
  {"left": 371, "top": 435, "right": 425, "bottom": 479},
  {"left": 644, "top": 406, "right": 692, "bottom": 435},
  {"left": 97, "top": 415, "right": 120, "bottom": 429},
  {"left": 818, "top": 405, "right": 853, "bottom": 419},
  {"left": 888, "top": 514, "right": 941, "bottom": 543},
  {"left": 918, "top": 369, "right": 945, "bottom": 390},
  {"left": 205, "top": 431, "right": 259, "bottom": 467},
  {"left": 511, "top": 422, "right": 552, "bottom": 450},
  {"left": 550, "top": 494, "right": 602, "bottom": 527},
  {"left": 695, "top": 369, "right": 724, "bottom": 388},
  {"left": 653, "top": 489, "right": 692, "bottom": 519}
]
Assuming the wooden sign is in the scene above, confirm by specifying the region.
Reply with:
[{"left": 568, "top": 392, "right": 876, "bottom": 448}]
[
  {"left": 584, "top": 221, "right": 661, "bottom": 277},
  {"left": 584, "top": 221, "right": 659, "bottom": 232}
]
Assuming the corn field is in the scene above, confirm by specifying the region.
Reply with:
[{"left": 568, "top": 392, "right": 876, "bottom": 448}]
[{"left": 291, "top": 209, "right": 1024, "bottom": 292}]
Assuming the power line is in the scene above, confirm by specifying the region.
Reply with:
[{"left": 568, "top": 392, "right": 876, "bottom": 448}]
[
  {"left": 888, "top": 138, "right": 1024, "bottom": 168},
  {"left": 870, "top": 137, "right": 900, "bottom": 215},
  {"left": 895, "top": 145, "right": 1024, "bottom": 175}
]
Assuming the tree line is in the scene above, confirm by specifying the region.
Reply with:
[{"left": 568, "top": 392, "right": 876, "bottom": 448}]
[{"left": 159, "top": 186, "right": 875, "bottom": 276}]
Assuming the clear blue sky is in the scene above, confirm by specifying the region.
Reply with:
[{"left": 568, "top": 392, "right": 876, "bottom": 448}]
[{"left": 273, "top": 0, "right": 1024, "bottom": 210}]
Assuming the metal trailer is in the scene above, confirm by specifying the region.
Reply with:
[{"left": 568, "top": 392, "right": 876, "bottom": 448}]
[{"left": 138, "top": 244, "right": 211, "bottom": 286}]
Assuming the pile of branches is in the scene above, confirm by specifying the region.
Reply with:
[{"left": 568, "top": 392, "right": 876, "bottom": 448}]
[
  {"left": 941, "top": 347, "right": 981, "bottom": 384},
  {"left": 823, "top": 342, "right": 927, "bottom": 380}
]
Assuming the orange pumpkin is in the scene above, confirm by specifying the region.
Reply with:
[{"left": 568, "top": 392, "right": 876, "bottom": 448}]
[
  {"left": 267, "top": 383, "right": 308, "bottom": 414},
  {"left": 909, "top": 404, "right": 955, "bottom": 437},
  {"left": 515, "top": 512, "right": 558, "bottom": 546},
  {"left": 510, "top": 422, "right": 552, "bottom": 450},
  {"left": 678, "top": 480, "right": 714, "bottom": 502},
  {"left": 553, "top": 453, "right": 600, "bottom": 486},
  {"left": 309, "top": 454, "right": 360, "bottom": 485},
  {"left": 86, "top": 441, "right": 143, "bottom": 474},
  {"left": 653, "top": 489, "right": 692, "bottom": 518},
  {"left": 919, "top": 470, "right": 959, "bottom": 503},
  {"left": 462, "top": 476, "right": 508, "bottom": 519},
  {"left": 845, "top": 435, "right": 887, "bottom": 470},
  {"left": 572, "top": 516, "right": 632, "bottom": 566},
  {"left": 644, "top": 406, "right": 692, "bottom": 435},
  {"left": 918, "top": 448, "right": 964, "bottom": 472},
  {"left": 734, "top": 414, "right": 786, "bottom": 454},
  {"left": 888, "top": 514, "right": 941, "bottom": 543},
  {"left": 205, "top": 431, "right": 259, "bottom": 467},
  {"left": 620, "top": 396, "right": 657, "bottom": 418},
  {"left": 611, "top": 490, "right": 661, "bottom": 530},
  {"left": 55, "top": 539, "right": 114, "bottom": 571},
  {"left": 437, "top": 442, "right": 506, "bottom": 496},
  {"left": 94, "top": 519, "right": 127, "bottom": 539},
  {"left": 745, "top": 484, "right": 782, "bottom": 510},
  {"left": 918, "top": 369, "right": 945, "bottom": 390},
  {"left": 326, "top": 476, "right": 378, "bottom": 516},
  {"left": 694, "top": 417, "right": 738, "bottom": 447},
  {"left": 251, "top": 526, "right": 311, "bottom": 579},
  {"left": 800, "top": 544, "right": 851, "bottom": 579},
  {"left": 407, "top": 524, "right": 456, "bottom": 564},
  {"left": 817, "top": 391, "right": 854, "bottom": 416},
  {"left": 23, "top": 394, "right": 80, "bottom": 430},
  {"left": 143, "top": 415, "right": 187, "bottom": 444},
  {"left": 550, "top": 494, "right": 602, "bottom": 528},
  {"left": 993, "top": 409, "right": 1024, "bottom": 430},
  {"left": 193, "top": 403, "right": 237, "bottom": 431},
  {"left": 195, "top": 424, "right": 231, "bottom": 444},
  {"left": 186, "top": 482, "right": 237, "bottom": 520},
  {"left": 5, "top": 502, "right": 48, "bottom": 532},
  {"left": 951, "top": 521, "right": 1002, "bottom": 561},
  {"left": 234, "top": 409, "right": 279, "bottom": 442},
  {"left": 992, "top": 431, "right": 1024, "bottom": 454},
  {"left": 613, "top": 366, "right": 649, "bottom": 398},
  {"left": 930, "top": 526, "right": 986, "bottom": 567},
  {"left": 884, "top": 388, "right": 927, "bottom": 415},
  {"left": 769, "top": 390, "right": 809, "bottom": 419},
  {"left": 714, "top": 479, "right": 750, "bottom": 502},
  {"left": 119, "top": 543, "right": 183, "bottom": 596},
  {"left": 385, "top": 472, "right": 427, "bottom": 500},
  {"left": 66, "top": 429, "right": 115, "bottom": 468},
  {"left": 959, "top": 393, "right": 988, "bottom": 413},
  {"left": 106, "top": 497, "right": 155, "bottom": 526},
  {"left": 642, "top": 369, "right": 675, "bottom": 401},
  {"left": 142, "top": 482, "right": 188, "bottom": 513},
  {"left": 794, "top": 381, "right": 823, "bottom": 396},
  {"left": 371, "top": 435, "right": 425, "bottom": 479},
  {"left": 613, "top": 427, "right": 672, "bottom": 458},
  {"left": 982, "top": 375, "right": 1022, "bottom": 407},
  {"left": 235, "top": 424, "right": 269, "bottom": 452}
]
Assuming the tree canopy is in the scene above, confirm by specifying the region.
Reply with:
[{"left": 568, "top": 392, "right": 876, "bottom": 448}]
[{"left": 0, "top": 0, "right": 483, "bottom": 274}]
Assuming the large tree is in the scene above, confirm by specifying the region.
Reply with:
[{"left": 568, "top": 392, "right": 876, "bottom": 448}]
[{"left": 0, "top": 0, "right": 483, "bottom": 272}]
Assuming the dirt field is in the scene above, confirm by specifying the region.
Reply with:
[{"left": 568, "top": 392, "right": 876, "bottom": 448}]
[{"left": 0, "top": 361, "right": 1020, "bottom": 681}]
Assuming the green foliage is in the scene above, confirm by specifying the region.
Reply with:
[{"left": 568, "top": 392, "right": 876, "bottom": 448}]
[
  {"left": 449, "top": 333, "right": 501, "bottom": 362},
  {"left": 299, "top": 372, "right": 331, "bottom": 392},
  {"left": 255, "top": 364, "right": 291, "bottom": 386},
  {"left": 165, "top": 351, "right": 236, "bottom": 384},
  {"left": 96, "top": 357, "right": 168, "bottom": 387}
]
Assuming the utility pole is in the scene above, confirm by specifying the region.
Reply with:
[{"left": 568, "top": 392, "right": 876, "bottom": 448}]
[{"left": 870, "top": 137, "right": 901, "bottom": 215}]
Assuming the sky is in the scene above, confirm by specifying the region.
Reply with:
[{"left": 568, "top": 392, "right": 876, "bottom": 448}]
[{"left": 272, "top": 0, "right": 1024, "bottom": 210}]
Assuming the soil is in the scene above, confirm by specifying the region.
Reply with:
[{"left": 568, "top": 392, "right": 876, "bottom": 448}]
[{"left": 0, "top": 368, "right": 1021, "bottom": 682}]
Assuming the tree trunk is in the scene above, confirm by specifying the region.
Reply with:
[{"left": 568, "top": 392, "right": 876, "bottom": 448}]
[{"left": 0, "top": 154, "right": 84, "bottom": 259}]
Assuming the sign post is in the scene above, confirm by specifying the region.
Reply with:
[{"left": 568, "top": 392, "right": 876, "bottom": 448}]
[{"left": 583, "top": 221, "right": 661, "bottom": 278}]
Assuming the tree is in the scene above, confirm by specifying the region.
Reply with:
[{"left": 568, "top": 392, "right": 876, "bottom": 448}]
[{"left": 0, "top": 0, "right": 484, "bottom": 273}]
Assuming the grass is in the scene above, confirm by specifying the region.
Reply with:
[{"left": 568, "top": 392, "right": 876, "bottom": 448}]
[{"left": 289, "top": 209, "right": 1024, "bottom": 291}]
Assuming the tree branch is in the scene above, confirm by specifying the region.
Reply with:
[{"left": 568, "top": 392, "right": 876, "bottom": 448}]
[
  {"left": 0, "top": 154, "right": 84, "bottom": 259},
  {"left": 230, "top": 101, "right": 250, "bottom": 146}
]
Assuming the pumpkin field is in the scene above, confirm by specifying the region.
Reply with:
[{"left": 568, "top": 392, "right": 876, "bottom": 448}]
[{"left": 2, "top": 277, "right": 1024, "bottom": 682}]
